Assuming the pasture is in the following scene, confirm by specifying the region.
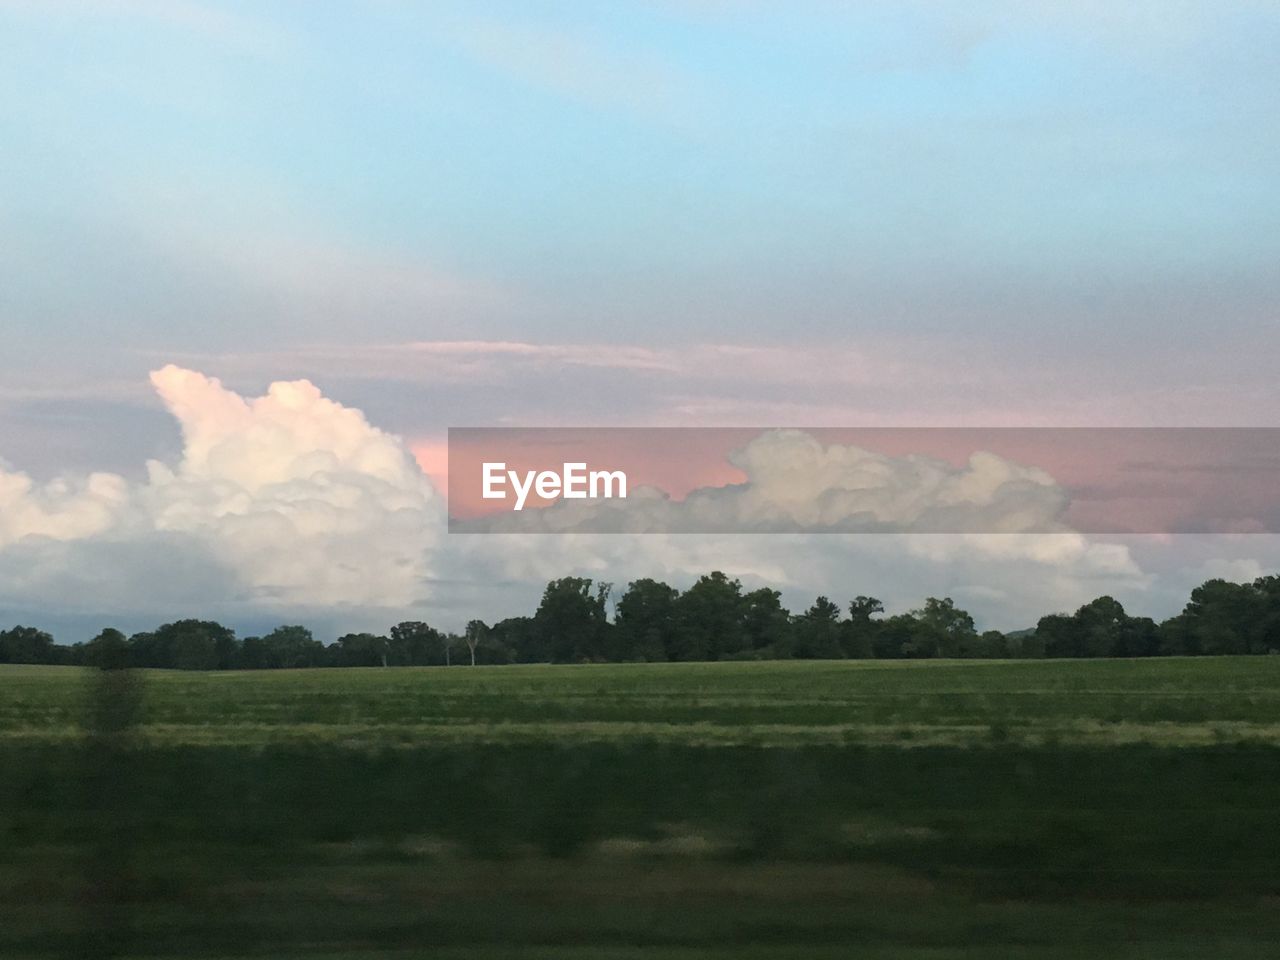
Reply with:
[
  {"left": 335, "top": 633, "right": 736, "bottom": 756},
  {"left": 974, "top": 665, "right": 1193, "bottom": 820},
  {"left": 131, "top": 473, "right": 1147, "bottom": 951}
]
[{"left": 3, "top": 658, "right": 1280, "bottom": 957}]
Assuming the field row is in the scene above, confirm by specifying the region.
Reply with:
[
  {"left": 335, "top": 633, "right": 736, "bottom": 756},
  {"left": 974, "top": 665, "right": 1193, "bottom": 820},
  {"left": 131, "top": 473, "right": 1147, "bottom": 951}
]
[{"left": 3, "top": 658, "right": 1279, "bottom": 734}]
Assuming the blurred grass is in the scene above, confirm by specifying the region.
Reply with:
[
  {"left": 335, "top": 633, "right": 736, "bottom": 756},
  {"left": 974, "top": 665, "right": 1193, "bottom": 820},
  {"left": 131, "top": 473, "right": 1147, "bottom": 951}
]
[{"left": 3, "top": 658, "right": 1280, "bottom": 957}]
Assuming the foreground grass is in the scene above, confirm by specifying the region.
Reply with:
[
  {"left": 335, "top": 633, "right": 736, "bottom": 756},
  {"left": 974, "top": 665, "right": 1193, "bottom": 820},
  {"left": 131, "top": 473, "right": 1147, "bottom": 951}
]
[{"left": 4, "top": 658, "right": 1280, "bottom": 957}]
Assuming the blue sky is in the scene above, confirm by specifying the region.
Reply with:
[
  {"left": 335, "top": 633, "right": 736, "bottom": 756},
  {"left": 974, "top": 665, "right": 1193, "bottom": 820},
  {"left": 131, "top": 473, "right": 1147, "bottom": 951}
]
[
  {"left": 2, "top": 2, "right": 1279, "bottom": 635},
  {"left": 4, "top": 1, "right": 1279, "bottom": 360}
]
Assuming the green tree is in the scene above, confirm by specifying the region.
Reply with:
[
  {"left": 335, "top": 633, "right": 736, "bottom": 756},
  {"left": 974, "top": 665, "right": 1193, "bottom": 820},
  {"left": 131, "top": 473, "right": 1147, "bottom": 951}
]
[
  {"left": 129, "top": 619, "right": 237, "bottom": 670},
  {"left": 260, "top": 625, "right": 324, "bottom": 668},
  {"left": 615, "top": 578, "right": 679, "bottom": 661},
  {"left": 81, "top": 628, "right": 130, "bottom": 669},
  {"left": 1157, "top": 613, "right": 1195, "bottom": 656},
  {"left": 908, "top": 597, "right": 976, "bottom": 658},
  {"left": 1040, "top": 597, "right": 1156, "bottom": 659},
  {"left": 1256, "top": 575, "right": 1280, "bottom": 653},
  {"left": 1036, "top": 613, "right": 1080, "bottom": 658},
  {"left": 1074, "top": 596, "right": 1127, "bottom": 658},
  {"left": 672, "top": 572, "right": 743, "bottom": 661},
  {"left": 1178, "top": 579, "right": 1263, "bottom": 655},
  {"left": 333, "top": 632, "right": 389, "bottom": 667},
  {"left": 389, "top": 620, "right": 445, "bottom": 665},
  {"left": 0, "top": 625, "right": 55, "bottom": 664},
  {"left": 844, "top": 596, "right": 884, "bottom": 658},
  {"left": 742, "top": 588, "right": 792, "bottom": 658},
  {"left": 239, "top": 635, "right": 267, "bottom": 669},
  {"left": 875, "top": 613, "right": 918, "bottom": 659},
  {"left": 965, "top": 629, "right": 1011, "bottom": 659},
  {"left": 534, "top": 577, "right": 610, "bottom": 662},
  {"left": 1116, "top": 616, "right": 1161, "bottom": 657},
  {"left": 464, "top": 620, "right": 488, "bottom": 666},
  {"left": 490, "top": 616, "right": 538, "bottom": 663},
  {"left": 794, "top": 596, "right": 844, "bottom": 659}
]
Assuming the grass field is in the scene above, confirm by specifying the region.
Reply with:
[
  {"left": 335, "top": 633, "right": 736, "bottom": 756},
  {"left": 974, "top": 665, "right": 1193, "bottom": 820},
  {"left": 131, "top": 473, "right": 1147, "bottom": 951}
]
[
  {"left": 3, "top": 658, "right": 1280, "bottom": 958},
  {"left": 6, "top": 657, "right": 1280, "bottom": 746}
]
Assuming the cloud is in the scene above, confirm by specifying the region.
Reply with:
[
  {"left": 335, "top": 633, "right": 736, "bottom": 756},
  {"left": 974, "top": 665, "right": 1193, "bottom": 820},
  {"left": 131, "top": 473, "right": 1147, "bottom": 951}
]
[
  {"left": 369, "top": 340, "right": 914, "bottom": 385},
  {"left": 129, "top": 333, "right": 1280, "bottom": 441},
  {"left": 142, "top": 365, "right": 443, "bottom": 607},
  {"left": 458, "top": 429, "right": 1069, "bottom": 533},
  {"left": 1197, "top": 556, "right": 1267, "bottom": 584},
  {"left": 0, "top": 469, "right": 129, "bottom": 547},
  {"left": 718, "top": 431, "right": 1066, "bottom": 532},
  {"left": 395, "top": 341, "right": 685, "bottom": 375},
  {"left": 0, "top": 366, "right": 442, "bottom": 613},
  {"left": 0, "top": 365, "right": 1248, "bottom": 636}
]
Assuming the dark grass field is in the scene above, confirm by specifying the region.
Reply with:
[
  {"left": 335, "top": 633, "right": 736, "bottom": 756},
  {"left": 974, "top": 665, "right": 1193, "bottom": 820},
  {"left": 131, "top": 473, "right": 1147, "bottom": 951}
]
[{"left": 3, "top": 658, "right": 1280, "bottom": 958}]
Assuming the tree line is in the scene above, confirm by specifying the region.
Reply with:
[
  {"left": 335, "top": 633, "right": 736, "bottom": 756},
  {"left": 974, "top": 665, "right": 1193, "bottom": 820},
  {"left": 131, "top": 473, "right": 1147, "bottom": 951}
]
[{"left": 2, "top": 572, "right": 1279, "bottom": 670}]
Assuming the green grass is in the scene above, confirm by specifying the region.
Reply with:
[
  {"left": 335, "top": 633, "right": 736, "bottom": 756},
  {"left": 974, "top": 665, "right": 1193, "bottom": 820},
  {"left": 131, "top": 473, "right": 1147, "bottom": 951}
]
[
  {"left": 5, "top": 657, "right": 1280, "bottom": 745},
  {"left": 4, "top": 658, "right": 1280, "bottom": 958}
]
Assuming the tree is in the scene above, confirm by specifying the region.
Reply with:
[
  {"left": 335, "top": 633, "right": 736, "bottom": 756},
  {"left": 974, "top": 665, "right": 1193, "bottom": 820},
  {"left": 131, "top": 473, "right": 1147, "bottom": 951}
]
[
  {"left": 1036, "top": 613, "right": 1079, "bottom": 658},
  {"left": 1001, "top": 628, "right": 1044, "bottom": 659},
  {"left": 1256, "top": 576, "right": 1280, "bottom": 653},
  {"left": 908, "top": 598, "right": 976, "bottom": 658},
  {"left": 464, "top": 620, "right": 487, "bottom": 667},
  {"left": 126, "top": 631, "right": 159, "bottom": 666},
  {"left": 615, "top": 579, "right": 679, "bottom": 661},
  {"left": 260, "top": 625, "right": 324, "bottom": 668},
  {"left": 875, "top": 613, "right": 919, "bottom": 659},
  {"left": 128, "top": 620, "right": 237, "bottom": 670},
  {"left": 1175, "top": 579, "right": 1264, "bottom": 655},
  {"left": 0, "top": 625, "right": 56, "bottom": 664},
  {"left": 171, "top": 626, "right": 220, "bottom": 670},
  {"left": 82, "top": 628, "right": 130, "bottom": 669},
  {"left": 1116, "top": 616, "right": 1161, "bottom": 658},
  {"left": 794, "top": 597, "right": 844, "bottom": 659},
  {"left": 1157, "top": 613, "right": 1195, "bottom": 656},
  {"left": 1038, "top": 597, "right": 1158, "bottom": 659},
  {"left": 239, "top": 636, "right": 267, "bottom": 669},
  {"left": 389, "top": 620, "right": 445, "bottom": 665},
  {"left": 333, "top": 632, "right": 389, "bottom": 667},
  {"left": 6, "top": 566, "right": 1280, "bottom": 671},
  {"left": 469, "top": 622, "right": 515, "bottom": 665},
  {"left": 844, "top": 596, "right": 884, "bottom": 659},
  {"left": 533, "top": 578, "right": 610, "bottom": 662},
  {"left": 490, "top": 616, "right": 537, "bottom": 663},
  {"left": 742, "top": 588, "right": 792, "bottom": 658},
  {"left": 1074, "top": 596, "right": 1127, "bottom": 658},
  {"left": 967, "top": 629, "right": 1011, "bottom": 659},
  {"left": 672, "top": 572, "right": 742, "bottom": 661}
]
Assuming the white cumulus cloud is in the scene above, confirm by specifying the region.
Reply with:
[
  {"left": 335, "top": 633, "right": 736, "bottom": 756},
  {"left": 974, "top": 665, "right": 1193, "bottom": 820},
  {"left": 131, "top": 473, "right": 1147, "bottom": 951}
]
[
  {"left": 0, "top": 468, "right": 130, "bottom": 547},
  {"left": 0, "top": 366, "right": 442, "bottom": 612}
]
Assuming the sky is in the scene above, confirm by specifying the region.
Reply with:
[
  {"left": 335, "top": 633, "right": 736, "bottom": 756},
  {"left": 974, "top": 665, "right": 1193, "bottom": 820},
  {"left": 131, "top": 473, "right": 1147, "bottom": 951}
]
[{"left": 2, "top": 1, "right": 1279, "bottom": 640}]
